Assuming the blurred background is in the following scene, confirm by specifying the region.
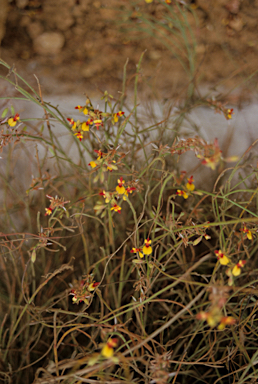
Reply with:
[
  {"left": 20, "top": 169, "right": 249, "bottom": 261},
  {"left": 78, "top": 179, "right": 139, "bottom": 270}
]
[{"left": 0, "top": 0, "right": 258, "bottom": 100}]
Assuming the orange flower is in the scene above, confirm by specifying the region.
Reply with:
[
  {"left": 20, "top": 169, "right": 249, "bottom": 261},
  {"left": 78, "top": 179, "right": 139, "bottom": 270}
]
[
  {"left": 143, "top": 238, "right": 152, "bottom": 255},
  {"left": 94, "top": 149, "right": 103, "bottom": 159},
  {"left": 45, "top": 207, "right": 53, "bottom": 216},
  {"left": 215, "top": 250, "right": 230, "bottom": 265},
  {"left": 126, "top": 186, "right": 136, "bottom": 194},
  {"left": 232, "top": 260, "right": 246, "bottom": 276},
  {"left": 218, "top": 316, "right": 236, "bottom": 330}
]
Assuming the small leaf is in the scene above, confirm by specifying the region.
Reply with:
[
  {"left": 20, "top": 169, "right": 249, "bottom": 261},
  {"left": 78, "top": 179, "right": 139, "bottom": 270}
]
[
  {"left": 132, "top": 259, "right": 144, "bottom": 264},
  {"left": 31, "top": 248, "right": 37, "bottom": 263},
  {"left": 111, "top": 356, "right": 119, "bottom": 364},
  {"left": 49, "top": 147, "right": 55, "bottom": 156},
  {"left": 11, "top": 105, "right": 15, "bottom": 115},
  {"left": 88, "top": 354, "right": 99, "bottom": 366},
  {"left": 193, "top": 236, "right": 202, "bottom": 246},
  {"left": 1, "top": 108, "right": 8, "bottom": 118},
  {"left": 225, "top": 156, "right": 239, "bottom": 162},
  {"left": 93, "top": 174, "right": 99, "bottom": 183}
]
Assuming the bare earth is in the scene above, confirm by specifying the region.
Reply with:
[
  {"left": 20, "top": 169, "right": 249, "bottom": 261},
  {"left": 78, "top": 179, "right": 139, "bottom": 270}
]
[{"left": 1, "top": 0, "right": 258, "bottom": 101}]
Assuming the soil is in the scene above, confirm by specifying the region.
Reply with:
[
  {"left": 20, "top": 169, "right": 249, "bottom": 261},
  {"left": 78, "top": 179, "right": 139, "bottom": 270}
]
[{"left": 1, "top": 0, "right": 258, "bottom": 101}]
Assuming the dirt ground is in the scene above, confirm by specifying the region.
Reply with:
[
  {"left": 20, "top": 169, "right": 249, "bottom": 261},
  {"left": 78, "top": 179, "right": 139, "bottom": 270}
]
[{"left": 1, "top": 0, "right": 258, "bottom": 101}]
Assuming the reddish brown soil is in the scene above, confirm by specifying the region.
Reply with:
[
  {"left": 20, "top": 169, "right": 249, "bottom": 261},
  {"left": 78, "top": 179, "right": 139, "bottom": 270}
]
[{"left": 1, "top": 0, "right": 258, "bottom": 100}]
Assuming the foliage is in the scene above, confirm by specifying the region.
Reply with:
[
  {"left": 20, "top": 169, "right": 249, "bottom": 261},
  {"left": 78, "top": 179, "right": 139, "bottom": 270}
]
[{"left": 0, "top": 3, "right": 258, "bottom": 384}]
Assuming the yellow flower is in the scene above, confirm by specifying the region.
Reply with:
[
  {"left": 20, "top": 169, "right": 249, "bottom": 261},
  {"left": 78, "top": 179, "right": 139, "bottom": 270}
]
[
  {"left": 110, "top": 204, "right": 122, "bottom": 213},
  {"left": 113, "top": 111, "right": 124, "bottom": 123},
  {"left": 196, "top": 307, "right": 222, "bottom": 328},
  {"left": 99, "top": 190, "right": 111, "bottom": 203},
  {"left": 94, "top": 119, "right": 103, "bottom": 130},
  {"left": 88, "top": 282, "right": 100, "bottom": 291},
  {"left": 74, "top": 131, "right": 83, "bottom": 141},
  {"left": 242, "top": 225, "right": 253, "bottom": 240},
  {"left": 145, "top": 0, "right": 153, "bottom": 2},
  {"left": 186, "top": 176, "right": 195, "bottom": 191},
  {"left": 8, "top": 113, "right": 20, "bottom": 127},
  {"left": 142, "top": 238, "right": 152, "bottom": 255},
  {"left": 226, "top": 108, "right": 234, "bottom": 120},
  {"left": 130, "top": 247, "right": 144, "bottom": 258},
  {"left": 88, "top": 161, "right": 97, "bottom": 168},
  {"left": 176, "top": 190, "right": 189, "bottom": 199},
  {"left": 45, "top": 207, "right": 53, "bottom": 216},
  {"left": 232, "top": 260, "right": 246, "bottom": 276},
  {"left": 116, "top": 177, "right": 126, "bottom": 195},
  {"left": 215, "top": 250, "right": 230, "bottom": 265},
  {"left": 81, "top": 122, "right": 89, "bottom": 131},
  {"left": 67, "top": 118, "right": 78, "bottom": 130},
  {"left": 101, "top": 338, "right": 118, "bottom": 358}
]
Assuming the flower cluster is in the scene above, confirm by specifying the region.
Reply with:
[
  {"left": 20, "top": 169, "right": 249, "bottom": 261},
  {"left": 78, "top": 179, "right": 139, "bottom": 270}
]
[
  {"left": 67, "top": 98, "right": 124, "bottom": 141},
  {"left": 206, "top": 98, "right": 234, "bottom": 120},
  {"left": 215, "top": 249, "right": 246, "bottom": 284},
  {"left": 176, "top": 175, "right": 195, "bottom": 199},
  {"left": 88, "top": 149, "right": 120, "bottom": 183},
  {"left": 196, "top": 138, "right": 222, "bottom": 170},
  {"left": 197, "top": 306, "right": 236, "bottom": 330},
  {"left": 170, "top": 137, "right": 223, "bottom": 171},
  {"left": 130, "top": 238, "right": 153, "bottom": 259},
  {"left": 45, "top": 194, "right": 70, "bottom": 216},
  {"left": 67, "top": 117, "right": 91, "bottom": 141},
  {"left": 70, "top": 275, "right": 99, "bottom": 305},
  {"left": 94, "top": 177, "right": 136, "bottom": 217},
  {"left": 197, "top": 285, "right": 236, "bottom": 329}
]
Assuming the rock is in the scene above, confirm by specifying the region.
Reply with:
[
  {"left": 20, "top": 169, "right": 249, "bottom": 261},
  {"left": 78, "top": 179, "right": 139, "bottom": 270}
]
[
  {"left": 16, "top": 0, "right": 29, "bottom": 8},
  {"left": 229, "top": 15, "right": 244, "bottom": 31},
  {"left": 33, "top": 32, "right": 65, "bottom": 55},
  {"left": 26, "top": 21, "right": 44, "bottom": 39},
  {"left": 225, "top": 0, "right": 240, "bottom": 14}
]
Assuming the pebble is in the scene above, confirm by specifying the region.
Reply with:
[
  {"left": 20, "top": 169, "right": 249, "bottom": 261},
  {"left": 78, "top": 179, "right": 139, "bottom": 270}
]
[{"left": 33, "top": 32, "right": 65, "bottom": 56}]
